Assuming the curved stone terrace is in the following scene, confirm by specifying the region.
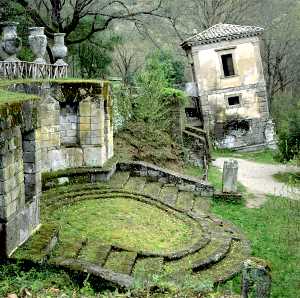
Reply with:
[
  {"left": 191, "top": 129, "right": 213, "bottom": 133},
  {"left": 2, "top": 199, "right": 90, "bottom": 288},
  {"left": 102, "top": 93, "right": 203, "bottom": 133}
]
[{"left": 12, "top": 161, "right": 250, "bottom": 291}]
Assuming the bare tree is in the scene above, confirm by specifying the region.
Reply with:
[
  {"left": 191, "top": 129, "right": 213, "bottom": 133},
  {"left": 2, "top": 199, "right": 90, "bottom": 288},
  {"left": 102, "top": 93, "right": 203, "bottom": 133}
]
[
  {"left": 112, "top": 43, "right": 141, "bottom": 85},
  {"left": 15, "top": 0, "right": 164, "bottom": 44},
  {"left": 189, "top": 0, "right": 257, "bottom": 30}
]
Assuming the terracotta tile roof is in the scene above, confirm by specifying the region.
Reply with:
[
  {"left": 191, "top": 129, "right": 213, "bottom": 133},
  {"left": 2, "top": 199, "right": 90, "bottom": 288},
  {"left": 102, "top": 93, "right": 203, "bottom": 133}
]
[{"left": 181, "top": 24, "right": 264, "bottom": 47}]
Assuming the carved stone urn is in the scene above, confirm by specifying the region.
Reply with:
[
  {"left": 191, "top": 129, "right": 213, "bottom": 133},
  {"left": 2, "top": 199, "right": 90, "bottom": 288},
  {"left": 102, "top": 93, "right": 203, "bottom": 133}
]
[
  {"left": 28, "top": 27, "right": 47, "bottom": 63},
  {"left": 52, "top": 33, "right": 68, "bottom": 65},
  {"left": 0, "top": 22, "right": 21, "bottom": 61}
]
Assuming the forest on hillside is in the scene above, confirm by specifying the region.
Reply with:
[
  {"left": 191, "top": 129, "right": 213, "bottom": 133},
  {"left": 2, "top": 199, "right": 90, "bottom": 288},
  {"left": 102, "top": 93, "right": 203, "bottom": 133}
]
[{"left": 1, "top": 0, "right": 300, "bottom": 161}]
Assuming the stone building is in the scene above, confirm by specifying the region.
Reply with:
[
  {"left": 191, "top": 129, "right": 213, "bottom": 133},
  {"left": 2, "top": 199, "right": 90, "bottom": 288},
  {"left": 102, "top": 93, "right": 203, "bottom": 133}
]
[{"left": 181, "top": 24, "right": 276, "bottom": 150}]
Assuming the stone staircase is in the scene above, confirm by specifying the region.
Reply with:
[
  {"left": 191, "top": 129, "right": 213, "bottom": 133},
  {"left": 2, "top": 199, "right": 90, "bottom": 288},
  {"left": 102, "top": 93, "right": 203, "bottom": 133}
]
[{"left": 13, "top": 170, "right": 250, "bottom": 291}]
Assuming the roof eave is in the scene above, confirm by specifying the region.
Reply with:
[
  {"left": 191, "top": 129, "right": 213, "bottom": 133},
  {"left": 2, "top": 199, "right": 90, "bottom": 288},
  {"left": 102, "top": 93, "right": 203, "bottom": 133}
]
[{"left": 181, "top": 31, "right": 263, "bottom": 49}]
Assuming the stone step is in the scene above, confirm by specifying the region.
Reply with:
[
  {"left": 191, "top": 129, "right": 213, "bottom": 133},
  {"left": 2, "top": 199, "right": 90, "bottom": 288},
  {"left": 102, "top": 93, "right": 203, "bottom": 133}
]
[
  {"left": 104, "top": 250, "right": 137, "bottom": 275},
  {"left": 54, "top": 238, "right": 87, "bottom": 259},
  {"left": 192, "top": 196, "right": 211, "bottom": 213},
  {"left": 163, "top": 233, "right": 230, "bottom": 273},
  {"left": 133, "top": 257, "right": 164, "bottom": 281},
  {"left": 143, "top": 182, "right": 162, "bottom": 197},
  {"left": 159, "top": 186, "right": 178, "bottom": 207},
  {"left": 124, "top": 176, "right": 147, "bottom": 193},
  {"left": 193, "top": 240, "right": 248, "bottom": 284},
  {"left": 108, "top": 171, "right": 130, "bottom": 188},
  {"left": 78, "top": 241, "right": 111, "bottom": 266},
  {"left": 176, "top": 191, "right": 194, "bottom": 211}
]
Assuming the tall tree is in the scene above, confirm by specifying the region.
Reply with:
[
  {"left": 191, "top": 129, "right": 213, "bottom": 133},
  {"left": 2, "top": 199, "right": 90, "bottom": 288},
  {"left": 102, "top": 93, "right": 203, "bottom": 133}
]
[{"left": 14, "top": 0, "right": 164, "bottom": 44}]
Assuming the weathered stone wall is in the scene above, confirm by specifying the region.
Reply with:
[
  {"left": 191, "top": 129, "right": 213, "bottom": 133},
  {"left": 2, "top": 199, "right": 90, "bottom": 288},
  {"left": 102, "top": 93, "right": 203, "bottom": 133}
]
[
  {"left": 60, "top": 102, "right": 79, "bottom": 145},
  {"left": 33, "top": 81, "right": 113, "bottom": 172},
  {"left": 0, "top": 99, "right": 41, "bottom": 257},
  {"left": 0, "top": 80, "right": 114, "bottom": 257}
]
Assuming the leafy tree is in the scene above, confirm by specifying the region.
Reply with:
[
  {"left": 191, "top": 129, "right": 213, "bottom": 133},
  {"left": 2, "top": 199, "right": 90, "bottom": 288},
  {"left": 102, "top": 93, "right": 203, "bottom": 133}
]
[
  {"left": 133, "top": 50, "right": 186, "bottom": 129},
  {"left": 272, "top": 94, "right": 300, "bottom": 162},
  {"left": 144, "top": 49, "right": 185, "bottom": 87},
  {"left": 74, "top": 35, "right": 120, "bottom": 78}
]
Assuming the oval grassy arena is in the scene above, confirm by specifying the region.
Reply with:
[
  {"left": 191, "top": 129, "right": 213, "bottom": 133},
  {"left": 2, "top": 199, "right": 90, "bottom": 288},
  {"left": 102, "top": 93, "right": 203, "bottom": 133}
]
[
  {"left": 52, "top": 197, "right": 196, "bottom": 254},
  {"left": 14, "top": 171, "right": 250, "bottom": 291}
]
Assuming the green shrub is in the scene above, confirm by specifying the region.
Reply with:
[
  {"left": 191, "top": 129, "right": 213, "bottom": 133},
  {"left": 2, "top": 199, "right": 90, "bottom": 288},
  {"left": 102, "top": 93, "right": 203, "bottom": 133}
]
[{"left": 271, "top": 94, "right": 300, "bottom": 162}]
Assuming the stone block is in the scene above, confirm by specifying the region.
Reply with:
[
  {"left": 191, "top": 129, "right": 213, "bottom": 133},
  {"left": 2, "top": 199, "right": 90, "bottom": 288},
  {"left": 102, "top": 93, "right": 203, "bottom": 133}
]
[
  {"left": 178, "top": 183, "right": 196, "bottom": 192},
  {"left": 79, "top": 102, "right": 91, "bottom": 116},
  {"left": 80, "top": 123, "right": 90, "bottom": 131},
  {"left": 80, "top": 116, "right": 91, "bottom": 124},
  {"left": 222, "top": 159, "right": 238, "bottom": 193},
  {"left": 242, "top": 258, "right": 271, "bottom": 298},
  {"left": 83, "top": 146, "right": 106, "bottom": 167}
]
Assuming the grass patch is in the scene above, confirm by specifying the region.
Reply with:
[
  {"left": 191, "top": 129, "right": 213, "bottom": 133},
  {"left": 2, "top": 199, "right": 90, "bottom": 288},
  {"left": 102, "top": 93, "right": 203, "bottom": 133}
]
[
  {"left": 211, "top": 197, "right": 300, "bottom": 298},
  {"left": 273, "top": 171, "right": 300, "bottom": 187},
  {"left": 51, "top": 198, "right": 195, "bottom": 254},
  {"left": 183, "top": 164, "right": 246, "bottom": 193},
  {"left": 212, "top": 149, "right": 279, "bottom": 165},
  {"left": 0, "top": 88, "right": 39, "bottom": 104}
]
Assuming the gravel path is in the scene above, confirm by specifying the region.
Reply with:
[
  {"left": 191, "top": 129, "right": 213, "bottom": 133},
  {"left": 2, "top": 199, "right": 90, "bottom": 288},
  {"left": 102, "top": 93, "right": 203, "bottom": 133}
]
[{"left": 213, "top": 158, "right": 300, "bottom": 208}]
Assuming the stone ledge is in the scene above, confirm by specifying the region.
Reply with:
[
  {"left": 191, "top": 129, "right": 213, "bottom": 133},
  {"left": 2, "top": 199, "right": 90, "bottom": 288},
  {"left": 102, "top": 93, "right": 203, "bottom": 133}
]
[{"left": 118, "top": 161, "right": 214, "bottom": 196}]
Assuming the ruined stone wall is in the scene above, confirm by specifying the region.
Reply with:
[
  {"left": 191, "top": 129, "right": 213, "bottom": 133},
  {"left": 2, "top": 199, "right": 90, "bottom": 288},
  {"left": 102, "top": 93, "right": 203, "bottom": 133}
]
[
  {"left": 36, "top": 81, "right": 113, "bottom": 172},
  {"left": 0, "top": 99, "right": 41, "bottom": 257},
  {"left": 0, "top": 80, "right": 114, "bottom": 257},
  {"left": 191, "top": 36, "right": 271, "bottom": 150}
]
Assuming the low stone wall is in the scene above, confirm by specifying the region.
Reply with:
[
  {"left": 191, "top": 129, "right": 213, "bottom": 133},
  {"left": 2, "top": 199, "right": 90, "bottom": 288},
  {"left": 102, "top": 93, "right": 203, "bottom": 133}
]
[{"left": 118, "top": 161, "right": 214, "bottom": 196}]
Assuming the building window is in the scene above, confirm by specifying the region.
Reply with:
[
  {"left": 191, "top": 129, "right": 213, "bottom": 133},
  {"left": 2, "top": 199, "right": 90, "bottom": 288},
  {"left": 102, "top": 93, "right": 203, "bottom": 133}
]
[
  {"left": 227, "top": 95, "right": 240, "bottom": 106},
  {"left": 221, "top": 54, "right": 235, "bottom": 77}
]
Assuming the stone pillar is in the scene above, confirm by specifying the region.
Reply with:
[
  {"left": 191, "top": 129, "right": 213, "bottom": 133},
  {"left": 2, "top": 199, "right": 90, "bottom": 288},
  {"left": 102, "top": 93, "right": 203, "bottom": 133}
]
[
  {"left": 242, "top": 258, "right": 272, "bottom": 298},
  {"left": 222, "top": 159, "right": 238, "bottom": 193},
  {"left": 0, "top": 127, "right": 41, "bottom": 257}
]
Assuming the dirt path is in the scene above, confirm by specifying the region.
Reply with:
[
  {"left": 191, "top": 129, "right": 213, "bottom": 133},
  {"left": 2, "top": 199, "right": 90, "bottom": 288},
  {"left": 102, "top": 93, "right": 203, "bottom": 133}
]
[{"left": 212, "top": 158, "right": 300, "bottom": 208}]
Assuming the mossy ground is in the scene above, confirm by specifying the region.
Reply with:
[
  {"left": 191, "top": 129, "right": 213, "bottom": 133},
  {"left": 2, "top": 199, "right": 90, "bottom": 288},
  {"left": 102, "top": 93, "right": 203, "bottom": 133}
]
[
  {"left": 51, "top": 197, "right": 195, "bottom": 254},
  {"left": 9, "top": 170, "right": 250, "bottom": 297}
]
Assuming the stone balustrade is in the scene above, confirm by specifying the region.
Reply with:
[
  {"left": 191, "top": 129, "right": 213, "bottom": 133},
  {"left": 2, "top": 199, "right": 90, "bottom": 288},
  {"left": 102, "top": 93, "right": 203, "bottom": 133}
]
[{"left": 0, "top": 22, "right": 68, "bottom": 79}]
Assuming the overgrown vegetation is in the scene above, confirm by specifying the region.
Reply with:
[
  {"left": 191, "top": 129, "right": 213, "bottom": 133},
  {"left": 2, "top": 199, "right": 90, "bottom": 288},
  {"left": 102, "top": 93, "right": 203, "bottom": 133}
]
[
  {"left": 212, "top": 197, "right": 300, "bottom": 298},
  {"left": 271, "top": 94, "right": 300, "bottom": 163},
  {"left": 273, "top": 171, "right": 300, "bottom": 187}
]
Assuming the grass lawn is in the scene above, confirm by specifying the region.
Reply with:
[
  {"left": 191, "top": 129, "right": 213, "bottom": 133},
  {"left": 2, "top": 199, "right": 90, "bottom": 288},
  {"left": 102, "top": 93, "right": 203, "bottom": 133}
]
[
  {"left": 186, "top": 164, "right": 300, "bottom": 297},
  {"left": 51, "top": 197, "right": 195, "bottom": 254},
  {"left": 212, "top": 149, "right": 279, "bottom": 165},
  {"left": 212, "top": 197, "right": 300, "bottom": 298}
]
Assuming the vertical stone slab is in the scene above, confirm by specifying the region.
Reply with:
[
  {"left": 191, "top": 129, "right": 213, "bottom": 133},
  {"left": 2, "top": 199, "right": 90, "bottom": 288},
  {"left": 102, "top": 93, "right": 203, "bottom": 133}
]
[
  {"left": 79, "top": 98, "right": 92, "bottom": 145},
  {"left": 242, "top": 258, "right": 272, "bottom": 298},
  {"left": 222, "top": 159, "right": 238, "bottom": 193}
]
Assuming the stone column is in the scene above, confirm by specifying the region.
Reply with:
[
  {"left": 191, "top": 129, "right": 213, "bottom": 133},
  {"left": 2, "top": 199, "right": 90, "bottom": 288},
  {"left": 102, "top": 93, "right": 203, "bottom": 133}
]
[
  {"left": 222, "top": 159, "right": 238, "bottom": 193},
  {"left": 242, "top": 258, "right": 272, "bottom": 298}
]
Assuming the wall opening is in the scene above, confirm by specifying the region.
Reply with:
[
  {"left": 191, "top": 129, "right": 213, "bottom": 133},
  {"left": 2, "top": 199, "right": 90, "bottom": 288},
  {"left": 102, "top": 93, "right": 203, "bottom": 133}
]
[
  {"left": 228, "top": 96, "right": 240, "bottom": 106},
  {"left": 59, "top": 102, "right": 79, "bottom": 146},
  {"left": 22, "top": 130, "right": 36, "bottom": 203},
  {"left": 221, "top": 54, "right": 235, "bottom": 77}
]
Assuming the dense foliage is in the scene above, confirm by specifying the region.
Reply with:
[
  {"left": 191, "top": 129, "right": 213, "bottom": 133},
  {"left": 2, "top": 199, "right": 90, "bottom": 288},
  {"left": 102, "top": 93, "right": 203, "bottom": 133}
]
[{"left": 271, "top": 94, "right": 300, "bottom": 162}]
